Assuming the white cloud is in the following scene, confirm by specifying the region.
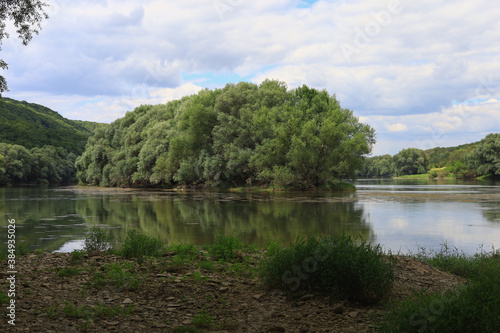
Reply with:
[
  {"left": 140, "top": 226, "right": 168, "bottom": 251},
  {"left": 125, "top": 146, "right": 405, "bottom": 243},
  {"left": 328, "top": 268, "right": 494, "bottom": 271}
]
[{"left": 387, "top": 123, "right": 407, "bottom": 132}]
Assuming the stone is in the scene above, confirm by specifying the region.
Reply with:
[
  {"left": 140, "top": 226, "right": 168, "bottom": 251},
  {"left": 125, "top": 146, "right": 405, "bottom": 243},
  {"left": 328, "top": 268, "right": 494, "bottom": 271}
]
[
  {"left": 332, "top": 303, "right": 345, "bottom": 314},
  {"left": 122, "top": 298, "right": 133, "bottom": 304},
  {"left": 348, "top": 311, "right": 358, "bottom": 318},
  {"left": 300, "top": 294, "right": 314, "bottom": 301}
]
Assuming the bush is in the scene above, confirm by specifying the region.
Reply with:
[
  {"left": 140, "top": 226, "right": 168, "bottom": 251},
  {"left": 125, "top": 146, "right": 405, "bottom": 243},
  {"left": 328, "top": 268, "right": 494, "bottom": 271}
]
[
  {"left": 83, "top": 226, "right": 113, "bottom": 252},
  {"left": 119, "top": 230, "right": 165, "bottom": 259},
  {"left": 260, "top": 235, "right": 394, "bottom": 304}
]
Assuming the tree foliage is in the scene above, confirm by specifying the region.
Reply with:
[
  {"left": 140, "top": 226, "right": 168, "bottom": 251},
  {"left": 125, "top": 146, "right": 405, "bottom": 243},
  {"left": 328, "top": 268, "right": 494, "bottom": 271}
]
[
  {"left": 0, "top": 97, "right": 103, "bottom": 154},
  {"left": 0, "top": 142, "right": 77, "bottom": 184},
  {"left": 76, "top": 80, "right": 375, "bottom": 189},
  {"left": 359, "top": 148, "right": 430, "bottom": 178},
  {"left": 0, "top": 0, "right": 49, "bottom": 93},
  {"left": 466, "top": 133, "right": 500, "bottom": 176}
]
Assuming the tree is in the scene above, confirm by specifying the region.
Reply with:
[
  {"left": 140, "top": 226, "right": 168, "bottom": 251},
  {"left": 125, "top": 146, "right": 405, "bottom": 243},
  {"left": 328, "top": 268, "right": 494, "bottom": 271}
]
[
  {"left": 391, "top": 148, "right": 429, "bottom": 176},
  {"left": 0, "top": 0, "right": 48, "bottom": 93},
  {"left": 466, "top": 133, "right": 500, "bottom": 176}
]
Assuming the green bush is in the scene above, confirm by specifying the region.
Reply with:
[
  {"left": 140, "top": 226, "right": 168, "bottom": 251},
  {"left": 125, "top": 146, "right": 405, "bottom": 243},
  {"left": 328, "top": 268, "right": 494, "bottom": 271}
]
[
  {"left": 83, "top": 226, "right": 113, "bottom": 252},
  {"left": 260, "top": 235, "right": 394, "bottom": 304},
  {"left": 118, "top": 229, "right": 165, "bottom": 259}
]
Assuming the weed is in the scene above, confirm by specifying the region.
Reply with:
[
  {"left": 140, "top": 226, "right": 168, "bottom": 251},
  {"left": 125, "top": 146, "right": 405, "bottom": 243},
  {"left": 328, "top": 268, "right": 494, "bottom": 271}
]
[
  {"left": 63, "top": 301, "right": 134, "bottom": 320},
  {"left": 119, "top": 229, "right": 165, "bottom": 259},
  {"left": 70, "top": 249, "right": 86, "bottom": 264},
  {"left": 0, "top": 291, "right": 8, "bottom": 305},
  {"left": 46, "top": 305, "right": 59, "bottom": 319},
  {"left": 90, "top": 262, "right": 142, "bottom": 291},
  {"left": 413, "top": 242, "right": 500, "bottom": 281},
  {"left": 260, "top": 235, "right": 394, "bottom": 304},
  {"left": 56, "top": 267, "right": 81, "bottom": 277},
  {"left": 192, "top": 305, "right": 215, "bottom": 329},
  {"left": 171, "top": 243, "right": 199, "bottom": 260},
  {"left": 378, "top": 269, "right": 500, "bottom": 332},
  {"left": 208, "top": 232, "right": 245, "bottom": 261},
  {"left": 84, "top": 226, "right": 113, "bottom": 252}
]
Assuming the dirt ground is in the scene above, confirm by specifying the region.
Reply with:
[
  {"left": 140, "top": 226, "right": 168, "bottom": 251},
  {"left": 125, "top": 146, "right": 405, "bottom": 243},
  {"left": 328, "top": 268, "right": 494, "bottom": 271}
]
[{"left": 0, "top": 252, "right": 466, "bottom": 333}]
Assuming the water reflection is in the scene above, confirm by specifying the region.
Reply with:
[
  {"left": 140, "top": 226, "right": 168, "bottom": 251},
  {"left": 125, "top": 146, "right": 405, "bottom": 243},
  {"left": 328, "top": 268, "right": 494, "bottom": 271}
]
[{"left": 1, "top": 187, "right": 373, "bottom": 252}]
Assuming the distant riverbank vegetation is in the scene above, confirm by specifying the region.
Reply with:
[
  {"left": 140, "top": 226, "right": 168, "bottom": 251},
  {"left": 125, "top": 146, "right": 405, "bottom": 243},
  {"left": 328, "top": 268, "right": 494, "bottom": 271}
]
[
  {"left": 0, "top": 143, "right": 77, "bottom": 185},
  {"left": 0, "top": 98, "right": 103, "bottom": 185},
  {"left": 359, "top": 133, "right": 500, "bottom": 179},
  {"left": 75, "top": 80, "right": 375, "bottom": 190}
]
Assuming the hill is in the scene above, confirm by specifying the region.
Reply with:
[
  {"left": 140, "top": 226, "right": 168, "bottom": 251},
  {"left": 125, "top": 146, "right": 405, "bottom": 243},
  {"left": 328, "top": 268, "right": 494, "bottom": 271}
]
[
  {"left": 0, "top": 97, "right": 104, "bottom": 154},
  {"left": 425, "top": 142, "right": 477, "bottom": 168}
]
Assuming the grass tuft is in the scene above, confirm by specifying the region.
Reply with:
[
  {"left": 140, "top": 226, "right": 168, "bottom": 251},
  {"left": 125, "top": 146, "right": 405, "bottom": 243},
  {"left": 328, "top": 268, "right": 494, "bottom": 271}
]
[
  {"left": 83, "top": 226, "right": 113, "bottom": 252},
  {"left": 260, "top": 235, "right": 394, "bottom": 304},
  {"left": 118, "top": 229, "right": 165, "bottom": 259}
]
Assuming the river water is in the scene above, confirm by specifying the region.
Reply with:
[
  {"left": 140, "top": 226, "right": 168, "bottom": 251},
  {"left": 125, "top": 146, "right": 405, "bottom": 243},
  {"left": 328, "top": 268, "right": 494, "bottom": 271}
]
[{"left": 1, "top": 179, "right": 499, "bottom": 255}]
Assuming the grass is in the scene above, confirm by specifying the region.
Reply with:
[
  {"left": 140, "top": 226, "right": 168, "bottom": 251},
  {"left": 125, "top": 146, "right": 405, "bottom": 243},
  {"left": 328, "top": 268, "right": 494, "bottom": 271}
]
[
  {"left": 412, "top": 243, "right": 500, "bottom": 281},
  {"left": 62, "top": 301, "right": 134, "bottom": 319},
  {"left": 118, "top": 229, "right": 166, "bottom": 259},
  {"left": 56, "top": 267, "right": 81, "bottom": 277},
  {"left": 378, "top": 244, "right": 500, "bottom": 332},
  {"left": 89, "top": 262, "right": 142, "bottom": 291},
  {"left": 259, "top": 235, "right": 395, "bottom": 304}
]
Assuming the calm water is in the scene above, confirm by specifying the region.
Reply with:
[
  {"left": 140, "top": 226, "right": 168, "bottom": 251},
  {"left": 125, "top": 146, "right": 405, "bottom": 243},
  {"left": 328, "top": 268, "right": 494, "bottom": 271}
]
[{"left": 1, "top": 179, "right": 499, "bottom": 255}]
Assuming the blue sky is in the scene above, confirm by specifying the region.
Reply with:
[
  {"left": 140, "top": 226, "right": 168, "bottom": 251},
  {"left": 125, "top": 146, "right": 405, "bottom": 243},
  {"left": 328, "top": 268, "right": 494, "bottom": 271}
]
[{"left": 2, "top": 0, "right": 499, "bottom": 155}]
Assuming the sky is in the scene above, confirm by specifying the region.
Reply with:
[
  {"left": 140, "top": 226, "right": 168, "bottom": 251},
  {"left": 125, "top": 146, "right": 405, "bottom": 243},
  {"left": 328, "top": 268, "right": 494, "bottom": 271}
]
[{"left": 2, "top": 0, "right": 499, "bottom": 155}]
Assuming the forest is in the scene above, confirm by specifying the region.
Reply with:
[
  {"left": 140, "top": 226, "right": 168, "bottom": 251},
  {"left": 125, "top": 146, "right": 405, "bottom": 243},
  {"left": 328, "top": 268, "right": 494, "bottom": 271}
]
[
  {"left": 359, "top": 133, "right": 500, "bottom": 179},
  {"left": 75, "top": 80, "right": 375, "bottom": 189},
  {"left": 0, "top": 97, "right": 103, "bottom": 185}
]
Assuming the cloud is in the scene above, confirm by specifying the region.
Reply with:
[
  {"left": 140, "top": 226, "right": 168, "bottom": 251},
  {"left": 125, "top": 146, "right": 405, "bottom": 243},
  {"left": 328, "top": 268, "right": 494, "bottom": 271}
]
[{"left": 387, "top": 123, "right": 407, "bottom": 132}]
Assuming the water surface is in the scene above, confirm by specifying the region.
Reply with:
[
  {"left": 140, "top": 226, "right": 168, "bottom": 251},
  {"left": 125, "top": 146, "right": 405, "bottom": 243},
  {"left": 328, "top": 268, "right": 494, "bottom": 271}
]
[{"left": 1, "top": 179, "right": 499, "bottom": 255}]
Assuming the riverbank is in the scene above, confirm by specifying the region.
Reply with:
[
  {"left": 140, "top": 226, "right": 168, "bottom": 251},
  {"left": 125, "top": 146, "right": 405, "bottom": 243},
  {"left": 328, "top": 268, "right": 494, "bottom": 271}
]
[{"left": 4, "top": 233, "right": 498, "bottom": 333}]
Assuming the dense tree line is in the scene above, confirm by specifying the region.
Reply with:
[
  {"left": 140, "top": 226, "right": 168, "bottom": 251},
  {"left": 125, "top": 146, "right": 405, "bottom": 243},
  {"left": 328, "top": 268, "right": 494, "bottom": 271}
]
[
  {"left": 360, "top": 148, "right": 430, "bottom": 178},
  {"left": 76, "top": 80, "right": 375, "bottom": 189},
  {"left": 360, "top": 133, "right": 500, "bottom": 179},
  {"left": 0, "top": 143, "right": 77, "bottom": 184}
]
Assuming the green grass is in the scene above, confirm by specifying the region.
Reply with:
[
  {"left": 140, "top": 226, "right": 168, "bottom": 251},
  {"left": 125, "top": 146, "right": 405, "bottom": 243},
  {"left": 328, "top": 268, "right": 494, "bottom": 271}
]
[
  {"left": 378, "top": 244, "right": 500, "bottom": 332},
  {"left": 412, "top": 243, "right": 500, "bottom": 281},
  {"left": 118, "top": 229, "right": 165, "bottom": 259},
  {"left": 207, "top": 233, "right": 247, "bottom": 261},
  {"left": 89, "top": 262, "right": 142, "bottom": 291},
  {"left": 56, "top": 267, "right": 81, "bottom": 277},
  {"left": 259, "top": 235, "right": 395, "bottom": 304},
  {"left": 378, "top": 269, "right": 500, "bottom": 332},
  {"left": 62, "top": 301, "right": 134, "bottom": 319}
]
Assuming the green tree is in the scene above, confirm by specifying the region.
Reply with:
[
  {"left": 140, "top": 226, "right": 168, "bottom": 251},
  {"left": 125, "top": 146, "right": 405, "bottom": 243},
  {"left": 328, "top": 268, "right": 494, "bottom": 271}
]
[
  {"left": 0, "top": 0, "right": 49, "bottom": 93},
  {"left": 391, "top": 148, "right": 429, "bottom": 176},
  {"left": 466, "top": 133, "right": 500, "bottom": 176}
]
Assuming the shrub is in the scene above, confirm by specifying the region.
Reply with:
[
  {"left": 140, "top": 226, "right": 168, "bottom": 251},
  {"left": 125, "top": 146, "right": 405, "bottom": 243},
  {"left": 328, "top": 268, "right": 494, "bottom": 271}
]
[
  {"left": 119, "top": 229, "right": 165, "bottom": 259},
  {"left": 260, "top": 235, "right": 394, "bottom": 304},
  {"left": 83, "top": 226, "right": 113, "bottom": 252},
  {"left": 208, "top": 233, "right": 245, "bottom": 261}
]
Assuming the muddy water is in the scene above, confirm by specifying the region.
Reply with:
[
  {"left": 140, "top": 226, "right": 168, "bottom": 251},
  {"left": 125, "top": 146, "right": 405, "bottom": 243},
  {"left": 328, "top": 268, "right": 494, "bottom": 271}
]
[{"left": 1, "top": 179, "right": 499, "bottom": 254}]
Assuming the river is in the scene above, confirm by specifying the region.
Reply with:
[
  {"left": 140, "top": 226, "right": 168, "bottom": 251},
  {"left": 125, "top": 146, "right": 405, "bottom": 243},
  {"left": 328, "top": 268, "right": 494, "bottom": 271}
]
[{"left": 1, "top": 179, "right": 499, "bottom": 255}]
